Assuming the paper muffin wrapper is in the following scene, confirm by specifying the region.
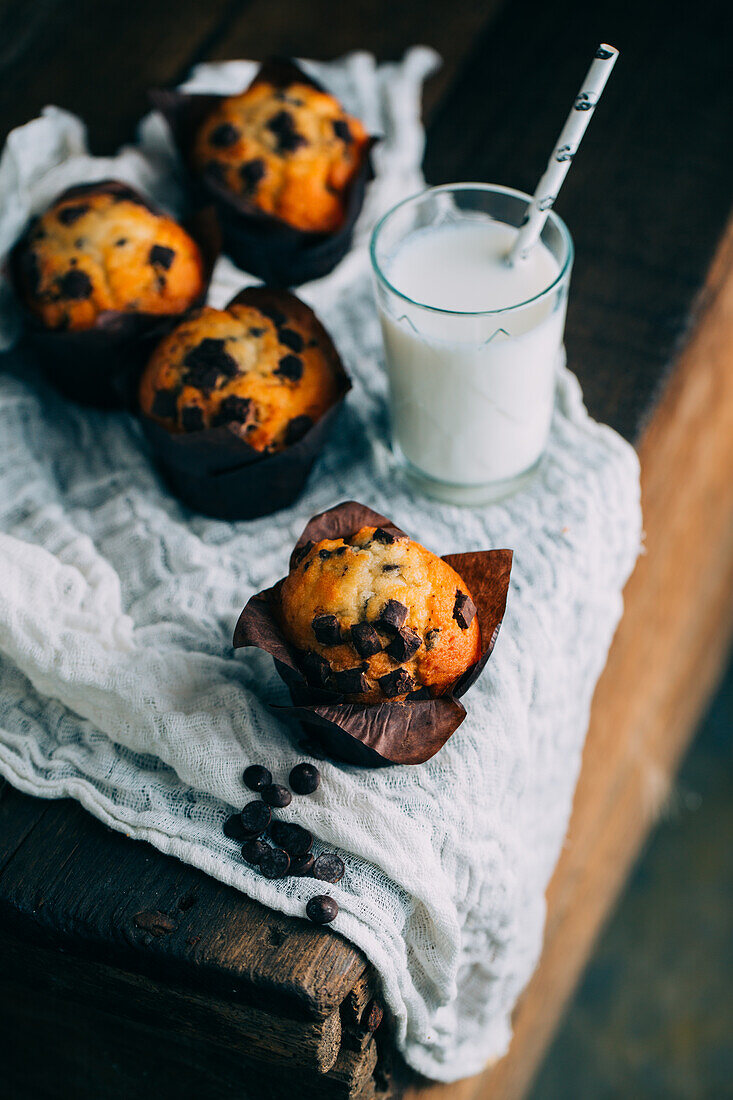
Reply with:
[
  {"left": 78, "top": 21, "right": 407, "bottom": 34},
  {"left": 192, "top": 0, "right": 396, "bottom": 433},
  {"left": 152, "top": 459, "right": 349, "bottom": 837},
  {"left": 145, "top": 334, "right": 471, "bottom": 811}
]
[
  {"left": 233, "top": 501, "right": 513, "bottom": 766},
  {"left": 151, "top": 58, "right": 378, "bottom": 287},
  {"left": 138, "top": 286, "right": 351, "bottom": 521},
  {"left": 8, "top": 180, "right": 220, "bottom": 409}
]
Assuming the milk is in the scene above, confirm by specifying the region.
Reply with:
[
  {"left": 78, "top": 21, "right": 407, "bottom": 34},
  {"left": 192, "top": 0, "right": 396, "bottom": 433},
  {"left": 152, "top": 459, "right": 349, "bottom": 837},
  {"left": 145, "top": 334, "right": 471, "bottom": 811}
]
[{"left": 377, "top": 219, "right": 566, "bottom": 489}]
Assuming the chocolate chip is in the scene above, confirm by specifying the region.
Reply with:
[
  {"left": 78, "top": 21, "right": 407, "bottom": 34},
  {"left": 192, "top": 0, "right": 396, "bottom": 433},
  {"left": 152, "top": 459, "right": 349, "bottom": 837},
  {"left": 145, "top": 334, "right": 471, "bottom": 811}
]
[
  {"left": 313, "top": 853, "right": 345, "bottom": 884},
  {"left": 260, "top": 784, "right": 292, "bottom": 809},
  {"left": 223, "top": 812, "right": 247, "bottom": 841},
  {"left": 259, "top": 846, "right": 291, "bottom": 879},
  {"left": 332, "top": 666, "right": 369, "bottom": 695},
  {"left": 57, "top": 269, "right": 92, "bottom": 300},
  {"left": 382, "top": 563, "right": 400, "bottom": 572},
  {"left": 289, "top": 852, "right": 315, "bottom": 876},
  {"left": 258, "top": 303, "right": 288, "bottom": 327},
  {"left": 275, "top": 354, "right": 303, "bottom": 381},
  {"left": 301, "top": 651, "right": 331, "bottom": 689},
  {"left": 150, "top": 388, "right": 178, "bottom": 420},
  {"left": 351, "top": 622, "right": 383, "bottom": 658},
  {"left": 284, "top": 416, "right": 313, "bottom": 445},
  {"left": 149, "top": 244, "right": 175, "bottom": 270},
  {"left": 453, "top": 590, "right": 477, "bottom": 630},
  {"left": 183, "top": 338, "right": 238, "bottom": 392},
  {"left": 425, "top": 628, "right": 440, "bottom": 650},
  {"left": 372, "top": 527, "right": 397, "bottom": 544},
  {"left": 318, "top": 549, "right": 333, "bottom": 560},
  {"left": 332, "top": 119, "right": 352, "bottom": 143},
  {"left": 266, "top": 110, "right": 307, "bottom": 153},
  {"left": 243, "top": 764, "right": 272, "bottom": 792},
  {"left": 115, "top": 238, "right": 127, "bottom": 246},
  {"left": 249, "top": 326, "right": 266, "bottom": 337},
  {"left": 312, "top": 614, "right": 342, "bottom": 646},
  {"left": 385, "top": 626, "right": 422, "bottom": 662},
  {"left": 407, "top": 686, "right": 432, "bottom": 700},
  {"left": 57, "top": 203, "right": 89, "bottom": 226},
  {"left": 289, "top": 762, "right": 320, "bottom": 795},
  {"left": 306, "top": 895, "right": 338, "bottom": 924},
  {"left": 240, "top": 800, "right": 272, "bottom": 837},
  {"left": 269, "top": 821, "right": 313, "bottom": 856},
  {"left": 239, "top": 158, "right": 266, "bottom": 191},
  {"left": 377, "top": 599, "right": 408, "bottom": 633},
  {"left": 215, "top": 395, "right": 254, "bottom": 426},
  {"left": 278, "top": 328, "right": 304, "bottom": 353},
  {"left": 210, "top": 122, "right": 240, "bottom": 148},
  {"left": 378, "top": 668, "right": 416, "bottom": 698},
  {"left": 241, "top": 838, "right": 269, "bottom": 865},
  {"left": 181, "top": 405, "right": 204, "bottom": 432},
  {"left": 292, "top": 540, "right": 314, "bottom": 567}
]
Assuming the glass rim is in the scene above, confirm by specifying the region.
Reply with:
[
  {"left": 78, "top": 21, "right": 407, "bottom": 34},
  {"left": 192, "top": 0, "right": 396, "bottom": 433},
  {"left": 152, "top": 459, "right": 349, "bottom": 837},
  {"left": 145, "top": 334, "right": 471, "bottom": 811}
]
[{"left": 369, "top": 182, "right": 574, "bottom": 317}]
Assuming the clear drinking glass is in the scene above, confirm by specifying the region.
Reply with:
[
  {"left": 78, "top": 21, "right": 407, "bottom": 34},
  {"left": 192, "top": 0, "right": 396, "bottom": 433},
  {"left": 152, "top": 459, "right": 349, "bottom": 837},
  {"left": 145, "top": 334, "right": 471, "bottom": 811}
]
[{"left": 369, "top": 183, "right": 574, "bottom": 504}]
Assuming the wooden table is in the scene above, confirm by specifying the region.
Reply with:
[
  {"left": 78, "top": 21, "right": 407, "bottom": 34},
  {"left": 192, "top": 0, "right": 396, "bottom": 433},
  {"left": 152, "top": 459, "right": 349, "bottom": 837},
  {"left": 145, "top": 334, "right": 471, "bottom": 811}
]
[{"left": 1, "top": 2, "right": 732, "bottom": 1098}]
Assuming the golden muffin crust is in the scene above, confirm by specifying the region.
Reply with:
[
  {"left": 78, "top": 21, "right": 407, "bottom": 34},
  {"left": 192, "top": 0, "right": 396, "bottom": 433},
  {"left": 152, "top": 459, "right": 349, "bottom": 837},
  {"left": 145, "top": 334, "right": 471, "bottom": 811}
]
[
  {"left": 192, "top": 81, "right": 368, "bottom": 233},
  {"left": 139, "top": 294, "right": 342, "bottom": 452},
  {"left": 280, "top": 526, "right": 482, "bottom": 703},
  {"left": 17, "top": 187, "right": 205, "bottom": 331}
]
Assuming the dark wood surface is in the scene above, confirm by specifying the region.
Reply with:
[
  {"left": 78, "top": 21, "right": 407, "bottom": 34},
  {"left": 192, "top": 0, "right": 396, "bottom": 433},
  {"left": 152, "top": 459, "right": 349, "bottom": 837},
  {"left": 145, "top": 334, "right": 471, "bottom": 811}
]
[{"left": 0, "top": 0, "right": 731, "bottom": 1097}]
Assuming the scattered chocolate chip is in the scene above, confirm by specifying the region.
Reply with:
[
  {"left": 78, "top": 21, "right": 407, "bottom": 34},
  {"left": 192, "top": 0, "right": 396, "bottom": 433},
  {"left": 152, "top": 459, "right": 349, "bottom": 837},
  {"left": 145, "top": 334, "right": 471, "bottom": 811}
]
[
  {"left": 258, "top": 303, "right": 288, "bottom": 327},
  {"left": 306, "top": 895, "right": 338, "bottom": 924},
  {"left": 332, "top": 119, "right": 352, "bottom": 143},
  {"left": 407, "top": 686, "right": 432, "bottom": 700},
  {"left": 386, "top": 626, "right": 422, "bottom": 662},
  {"left": 240, "top": 157, "right": 266, "bottom": 191},
  {"left": 266, "top": 110, "right": 307, "bottom": 153},
  {"left": 259, "top": 846, "right": 291, "bottom": 879},
  {"left": 134, "top": 910, "right": 177, "bottom": 936},
  {"left": 278, "top": 327, "right": 304, "bottom": 353},
  {"left": 150, "top": 388, "right": 178, "bottom": 420},
  {"left": 301, "top": 651, "right": 331, "bottom": 689},
  {"left": 181, "top": 405, "right": 205, "bottom": 432},
  {"left": 149, "top": 244, "right": 175, "bottom": 270},
  {"left": 377, "top": 599, "right": 408, "bottom": 633},
  {"left": 372, "top": 527, "right": 397, "bottom": 544},
  {"left": 275, "top": 354, "right": 304, "bottom": 381},
  {"left": 378, "top": 667, "right": 416, "bottom": 698},
  {"left": 290, "top": 852, "right": 315, "bottom": 876},
  {"left": 425, "top": 628, "right": 440, "bottom": 650},
  {"left": 351, "top": 622, "right": 383, "bottom": 658},
  {"left": 313, "top": 853, "right": 345, "bottom": 884},
  {"left": 240, "top": 800, "right": 272, "bottom": 836},
  {"left": 381, "top": 563, "right": 400, "bottom": 572},
  {"left": 241, "top": 838, "right": 269, "bottom": 865},
  {"left": 57, "top": 203, "right": 89, "bottom": 226},
  {"left": 243, "top": 764, "right": 272, "bottom": 792},
  {"left": 57, "top": 269, "right": 92, "bottom": 300},
  {"left": 183, "top": 338, "right": 238, "bottom": 392},
  {"left": 334, "top": 546, "right": 347, "bottom": 556},
  {"left": 249, "top": 326, "right": 266, "bottom": 337},
  {"left": 284, "top": 415, "right": 313, "bottom": 445},
  {"left": 289, "top": 762, "right": 320, "bottom": 795},
  {"left": 332, "top": 666, "right": 369, "bottom": 695},
  {"left": 269, "top": 821, "right": 313, "bottom": 856},
  {"left": 210, "top": 122, "right": 240, "bottom": 148},
  {"left": 115, "top": 238, "right": 127, "bottom": 246},
  {"left": 215, "top": 395, "right": 254, "bottom": 426},
  {"left": 312, "top": 613, "right": 342, "bottom": 646},
  {"left": 453, "top": 590, "right": 477, "bottom": 630},
  {"left": 292, "top": 540, "right": 314, "bottom": 567},
  {"left": 155, "top": 274, "right": 167, "bottom": 291},
  {"left": 223, "top": 812, "right": 247, "bottom": 841},
  {"left": 260, "top": 784, "right": 292, "bottom": 809},
  {"left": 318, "top": 548, "right": 333, "bottom": 560}
]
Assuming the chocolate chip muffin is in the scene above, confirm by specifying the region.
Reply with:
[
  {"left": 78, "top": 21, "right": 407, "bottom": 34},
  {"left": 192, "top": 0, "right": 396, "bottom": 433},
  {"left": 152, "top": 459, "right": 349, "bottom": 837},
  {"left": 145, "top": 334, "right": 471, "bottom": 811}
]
[
  {"left": 15, "top": 184, "right": 205, "bottom": 331},
  {"left": 192, "top": 80, "right": 369, "bottom": 233},
  {"left": 279, "top": 526, "right": 482, "bottom": 703},
  {"left": 138, "top": 288, "right": 343, "bottom": 452}
]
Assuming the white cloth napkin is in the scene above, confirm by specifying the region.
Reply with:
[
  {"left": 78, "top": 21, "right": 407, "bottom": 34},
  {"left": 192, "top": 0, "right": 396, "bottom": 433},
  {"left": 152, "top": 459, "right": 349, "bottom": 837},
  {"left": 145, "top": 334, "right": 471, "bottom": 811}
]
[{"left": 0, "top": 50, "right": 641, "bottom": 1082}]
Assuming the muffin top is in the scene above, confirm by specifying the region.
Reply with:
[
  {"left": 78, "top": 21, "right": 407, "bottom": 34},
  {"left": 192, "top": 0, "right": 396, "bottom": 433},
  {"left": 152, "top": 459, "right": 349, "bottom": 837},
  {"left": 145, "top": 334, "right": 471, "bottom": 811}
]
[
  {"left": 16, "top": 185, "right": 205, "bottom": 331},
  {"left": 192, "top": 80, "right": 369, "bottom": 233},
  {"left": 279, "top": 526, "right": 482, "bottom": 703},
  {"left": 138, "top": 290, "right": 343, "bottom": 452}
]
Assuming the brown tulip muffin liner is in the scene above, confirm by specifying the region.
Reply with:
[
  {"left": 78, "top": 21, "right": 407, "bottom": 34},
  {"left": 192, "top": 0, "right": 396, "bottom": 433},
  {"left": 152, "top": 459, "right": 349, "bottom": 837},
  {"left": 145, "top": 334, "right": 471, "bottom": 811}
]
[
  {"left": 8, "top": 180, "right": 220, "bottom": 409},
  {"left": 138, "top": 287, "right": 351, "bottom": 521},
  {"left": 233, "top": 501, "right": 513, "bottom": 766},
  {"left": 151, "top": 58, "right": 378, "bottom": 287}
]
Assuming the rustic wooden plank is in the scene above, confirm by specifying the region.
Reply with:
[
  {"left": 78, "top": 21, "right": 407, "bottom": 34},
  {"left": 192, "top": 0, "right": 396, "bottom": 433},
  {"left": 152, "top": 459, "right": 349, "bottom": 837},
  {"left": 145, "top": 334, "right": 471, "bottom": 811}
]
[{"left": 0, "top": 778, "right": 51, "bottom": 873}]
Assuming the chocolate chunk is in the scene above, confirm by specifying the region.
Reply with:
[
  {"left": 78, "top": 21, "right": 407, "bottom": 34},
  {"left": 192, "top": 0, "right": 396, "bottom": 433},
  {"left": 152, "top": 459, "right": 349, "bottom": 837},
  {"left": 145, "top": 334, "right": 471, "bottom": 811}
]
[
  {"left": 57, "top": 269, "right": 92, "bottom": 300},
  {"left": 381, "top": 563, "right": 399, "bottom": 572},
  {"left": 258, "top": 303, "right": 288, "bottom": 327},
  {"left": 385, "top": 626, "right": 422, "bottom": 662},
  {"left": 240, "top": 800, "right": 272, "bottom": 837},
  {"left": 278, "top": 328, "right": 304, "bottom": 353},
  {"left": 312, "top": 613, "right": 342, "bottom": 646},
  {"left": 260, "top": 784, "right": 292, "bottom": 809},
  {"left": 209, "top": 122, "right": 240, "bottom": 148},
  {"left": 249, "top": 326, "right": 265, "bottom": 337},
  {"left": 57, "top": 203, "right": 89, "bottom": 226},
  {"left": 183, "top": 338, "right": 238, "bottom": 392},
  {"left": 243, "top": 764, "right": 272, "bottom": 792},
  {"left": 215, "top": 395, "right": 254, "bottom": 426},
  {"left": 289, "top": 762, "right": 320, "bottom": 795},
  {"left": 266, "top": 110, "right": 307, "bottom": 153},
  {"left": 239, "top": 158, "right": 266, "bottom": 191},
  {"left": 377, "top": 599, "right": 408, "bottom": 633},
  {"left": 453, "top": 590, "right": 477, "bottom": 630},
  {"left": 181, "top": 405, "right": 204, "bottom": 432},
  {"left": 150, "top": 388, "right": 178, "bottom": 420},
  {"left": 292, "top": 540, "right": 314, "bottom": 567},
  {"left": 351, "top": 622, "right": 383, "bottom": 658},
  {"left": 259, "top": 846, "right": 291, "bottom": 879},
  {"left": 306, "top": 895, "right": 338, "bottom": 924},
  {"left": 372, "top": 527, "right": 397, "bottom": 544},
  {"left": 313, "top": 853, "right": 345, "bottom": 884},
  {"left": 241, "top": 838, "right": 269, "bottom": 865},
  {"left": 301, "top": 651, "right": 331, "bottom": 689},
  {"left": 378, "top": 668, "right": 416, "bottom": 698},
  {"left": 284, "top": 416, "right": 313, "bottom": 445},
  {"left": 223, "top": 812, "right": 247, "bottom": 841},
  {"left": 407, "top": 686, "right": 432, "bottom": 700},
  {"left": 275, "top": 354, "right": 304, "bottom": 381},
  {"left": 332, "top": 119, "right": 352, "bottom": 143},
  {"left": 289, "top": 852, "right": 315, "bottom": 876},
  {"left": 425, "top": 628, "right": 440, "bottom": 650},
  {"left": 115, "top": 238, "right": 127, "bottom": 246},
  {"left": 149, "top": 244, "right": 175, "bottom": 270},
  {"left": 269, "top": 821, "right": 313, "bottom": 856},
  {"left": 332, "top": 666, "right": 369, "bottom": 695},
  {"left": 318, "top": 548, "right": 333, "bottom": 560}
]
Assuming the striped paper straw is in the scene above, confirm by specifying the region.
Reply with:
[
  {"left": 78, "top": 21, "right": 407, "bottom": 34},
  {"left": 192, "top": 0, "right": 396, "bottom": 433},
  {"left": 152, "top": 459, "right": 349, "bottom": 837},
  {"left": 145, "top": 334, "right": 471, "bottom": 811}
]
[{"left": 508, "top": 43, "right": 619, "bottom": 264}]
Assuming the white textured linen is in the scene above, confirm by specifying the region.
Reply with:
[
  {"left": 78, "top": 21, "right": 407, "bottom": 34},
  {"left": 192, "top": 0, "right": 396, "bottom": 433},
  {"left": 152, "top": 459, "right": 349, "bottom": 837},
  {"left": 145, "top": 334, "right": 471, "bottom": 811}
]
[{"left": 0, "top": 50, "right": 641, "bottom": 1082}]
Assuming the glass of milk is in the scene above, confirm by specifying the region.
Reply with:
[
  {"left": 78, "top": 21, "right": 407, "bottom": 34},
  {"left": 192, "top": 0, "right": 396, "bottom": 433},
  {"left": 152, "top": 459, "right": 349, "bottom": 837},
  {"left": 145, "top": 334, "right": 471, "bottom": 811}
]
[{"left": 370, "top": 183, "right": 574, "bottom": 503}]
